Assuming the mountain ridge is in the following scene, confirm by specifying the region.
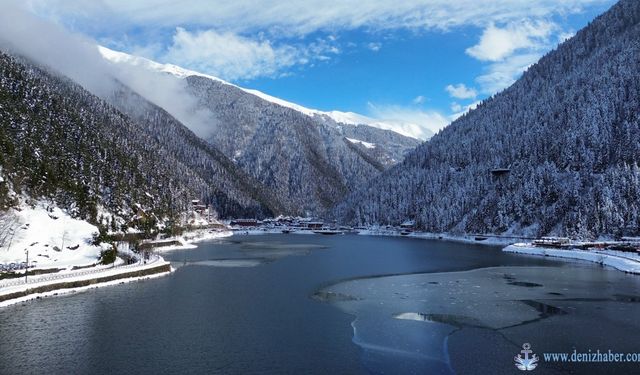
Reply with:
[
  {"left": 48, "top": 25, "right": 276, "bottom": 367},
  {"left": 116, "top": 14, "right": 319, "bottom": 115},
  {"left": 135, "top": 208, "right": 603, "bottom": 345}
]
[{"left": 98, "top": 46, "right": 426, "bottom": 140}]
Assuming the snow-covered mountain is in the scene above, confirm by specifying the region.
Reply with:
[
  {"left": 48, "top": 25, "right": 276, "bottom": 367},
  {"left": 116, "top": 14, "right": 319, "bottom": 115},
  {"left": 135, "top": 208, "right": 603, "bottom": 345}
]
[
  {"left": 335, "top": 0, "right": 640, "bottom": 239},
  {"left": 0, "top": 51, "right": 280, "bottom": 227},
  {"left": 99, "top": 47, "right": 420, "bottom": 214},
  {"left": 98, "top": 46, "right": 420, "bottom": 139}
]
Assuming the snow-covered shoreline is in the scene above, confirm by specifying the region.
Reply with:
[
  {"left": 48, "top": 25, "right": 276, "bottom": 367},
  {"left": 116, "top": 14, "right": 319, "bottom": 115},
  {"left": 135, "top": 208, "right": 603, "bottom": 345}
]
[
  {"left": 360, "top": 229, "right": 520, "bottom": 246},
  {"left": 149, "top": 229, "right": 233, "bottom": 252},
  {"left": 235, "top": 227, "right": 526, "bottom": 246},
  {"left": 503, "top": 243, "right": 640, "bottom": 274}
]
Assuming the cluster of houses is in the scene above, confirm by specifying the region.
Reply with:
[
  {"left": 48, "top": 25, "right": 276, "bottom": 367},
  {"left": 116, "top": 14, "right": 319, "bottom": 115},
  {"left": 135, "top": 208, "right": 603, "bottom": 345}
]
[
  {"left": 187, "top": 200, "right": 225, "bottom": 229},
  {"left": 226, "top": 216, "right": 419, "bottom": 235},
  {"left": 228, "top": 217, "right": 328, "bottom": 231}
]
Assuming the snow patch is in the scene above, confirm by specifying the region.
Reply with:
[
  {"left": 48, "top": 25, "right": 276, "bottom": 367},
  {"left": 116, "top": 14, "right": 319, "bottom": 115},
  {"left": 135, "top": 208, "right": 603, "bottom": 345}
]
[
  {"left": 345, "top": 137, "right": 376, "bottom": 149},
  {"left": 0, "top": 203, "right": 102, "bottom": 270}
]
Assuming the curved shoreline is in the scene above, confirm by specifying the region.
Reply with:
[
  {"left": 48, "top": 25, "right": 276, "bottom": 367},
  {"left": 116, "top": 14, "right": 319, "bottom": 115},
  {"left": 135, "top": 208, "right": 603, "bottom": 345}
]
[{"left": 503, "top": 244, "right": 640, "bottom": 274}]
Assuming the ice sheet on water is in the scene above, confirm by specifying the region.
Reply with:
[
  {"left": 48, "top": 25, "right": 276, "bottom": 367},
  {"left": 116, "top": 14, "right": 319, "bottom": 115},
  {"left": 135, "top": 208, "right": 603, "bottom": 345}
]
[
  {"left": 316, "top": 266, "right": 640, "bottom": 374},
  {"left": 227, "top": 240, "right": 328, "bottom": 260},
  {"left": 183, "top": 240, "right": 329, "bottom": 268},
  {"left": 189, "top": 259, "right": 267, "bottom": 268}
]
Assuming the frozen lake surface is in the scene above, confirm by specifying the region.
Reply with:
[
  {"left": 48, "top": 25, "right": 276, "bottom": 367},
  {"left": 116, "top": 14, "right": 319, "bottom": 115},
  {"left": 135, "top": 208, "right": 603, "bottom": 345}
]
[{"left": 0, "top": 234, "right": 638, "bottom": 374}]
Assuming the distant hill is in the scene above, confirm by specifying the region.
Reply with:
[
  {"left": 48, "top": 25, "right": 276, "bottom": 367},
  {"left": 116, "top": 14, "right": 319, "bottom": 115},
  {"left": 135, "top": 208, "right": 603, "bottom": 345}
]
[
  {"left": 99, "top": 47, "right": 420, "bottom": 215},
  {"left": 335, "top": 0, "right": 640, "bottom": 239}
]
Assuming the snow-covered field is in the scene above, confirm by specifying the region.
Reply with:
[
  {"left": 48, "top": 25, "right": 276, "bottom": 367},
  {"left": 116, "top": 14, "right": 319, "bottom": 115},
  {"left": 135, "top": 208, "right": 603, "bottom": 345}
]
[
  {"left": 0, "top": 203, "right": 105, "bottom": 270},
  {"left": 503, "top": 243, "right": 640, "bottom": 274}
]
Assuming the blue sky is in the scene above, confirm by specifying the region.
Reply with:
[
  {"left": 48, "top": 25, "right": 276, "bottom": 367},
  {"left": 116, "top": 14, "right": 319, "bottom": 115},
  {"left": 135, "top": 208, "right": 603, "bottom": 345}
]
[{"left": 25, "top": 0, "right": 617, "bottom": 139}]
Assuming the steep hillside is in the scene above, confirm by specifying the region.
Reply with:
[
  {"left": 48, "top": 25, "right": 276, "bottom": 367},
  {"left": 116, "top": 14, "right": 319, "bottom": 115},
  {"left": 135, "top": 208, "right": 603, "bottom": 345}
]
[
  {"left": 105, "top": 82, "right": 283, "bottom": 218},
  {"left": 184, "top": 75, "right": 418, "bottom": 168},
  {"left": 186, "top": 76, "right": 419, "bottom": 213},
  {"left": 336, "top": 0, "right": 640, "bottom": 238},
  {"left": 0, "top": 51, "right": 278, "bottom": 229}
]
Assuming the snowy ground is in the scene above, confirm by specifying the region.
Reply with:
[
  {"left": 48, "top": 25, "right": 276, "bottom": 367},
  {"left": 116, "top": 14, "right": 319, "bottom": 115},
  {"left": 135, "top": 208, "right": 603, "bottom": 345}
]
[
  {"left": 0, "top": 201, "right": 234, "bottom": 305},
  {"left": 504, "top": 243, "right": 640, "bottom": 274},
  {"left": 0, "top": 203, "right": 105, "bottom": 270}
]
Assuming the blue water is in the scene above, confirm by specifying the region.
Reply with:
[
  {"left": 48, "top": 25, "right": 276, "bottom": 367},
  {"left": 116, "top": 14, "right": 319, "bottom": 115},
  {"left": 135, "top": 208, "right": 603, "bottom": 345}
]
[{"left": 0, "top": 234, "right": 638, "bottom": 374}]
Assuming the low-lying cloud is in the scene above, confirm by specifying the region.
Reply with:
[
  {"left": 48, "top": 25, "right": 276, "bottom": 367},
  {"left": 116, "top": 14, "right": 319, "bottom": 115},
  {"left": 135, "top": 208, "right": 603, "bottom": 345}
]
[
  {"left": 0, "top": 1, "right": 218, "bottom": 139},
  {"left": 366, "top": 102, "right": 450, "bottom": 140}
]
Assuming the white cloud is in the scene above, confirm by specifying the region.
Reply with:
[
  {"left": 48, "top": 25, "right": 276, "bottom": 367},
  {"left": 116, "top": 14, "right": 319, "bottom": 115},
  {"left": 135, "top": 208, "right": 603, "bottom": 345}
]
[
  {"left": 367, "top": 42, "right": 382, "bottom": 52},
  {"left": 450, "top": 100, "right": 481, "bottom": 120},
  {"left": 475, "top": 52, "right": 541, "bottom": 93},
  {"left": 465, "top": 19, "right": 572, "bottom": 94},
  {"left": 466, "top": 20, "right": 557, "bottom": 61},
  {"left": 164, "top": 27, "right": 323, "bottom": 81},
  {"left": 412, "top": 95, "right": 426, "bottom": 105},
  {"left": 28, "top": 0, "right": 609, "bottom": 37},
  {"left": 445, "top": 83, "right": 477, "bottom": 99},
  {"left": 367, "top": 102, "right": 450, "bottom": 139},
  {"left": 558, "top": 31, "right": 576, "bottom": 43}
]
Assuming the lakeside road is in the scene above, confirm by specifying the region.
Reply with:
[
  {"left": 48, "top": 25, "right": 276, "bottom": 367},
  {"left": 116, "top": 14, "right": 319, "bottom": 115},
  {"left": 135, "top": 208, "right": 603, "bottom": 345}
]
[
  {"left": 0, "top": 229, "right": 233, "bottom": 306},
  {"left": 0, "top": 255, "right": 172, "bottom": 307}
]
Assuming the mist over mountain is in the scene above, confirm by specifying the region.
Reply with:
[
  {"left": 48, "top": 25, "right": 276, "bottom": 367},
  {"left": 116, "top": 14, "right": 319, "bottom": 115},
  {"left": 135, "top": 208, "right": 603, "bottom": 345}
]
[{"left": 335, "top": 0, "right": 640, "bottom": 239}]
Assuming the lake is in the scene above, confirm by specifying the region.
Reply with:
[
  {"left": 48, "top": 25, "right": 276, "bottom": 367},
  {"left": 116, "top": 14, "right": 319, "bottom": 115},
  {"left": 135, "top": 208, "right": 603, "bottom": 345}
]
[{"left": 1, "top": 234, "right": 639, "bottom": 374}]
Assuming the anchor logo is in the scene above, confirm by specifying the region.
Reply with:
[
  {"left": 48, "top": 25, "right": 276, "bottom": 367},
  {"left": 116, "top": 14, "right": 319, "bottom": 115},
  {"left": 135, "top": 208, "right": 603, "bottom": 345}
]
[{"left": 515, "top": 343, "right": 539, "bottom": 371}]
